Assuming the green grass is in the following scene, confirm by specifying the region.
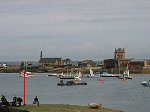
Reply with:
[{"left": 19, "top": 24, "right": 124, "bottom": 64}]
[{"left": 10, "top": 104, "right": 123, "bottom": 112}]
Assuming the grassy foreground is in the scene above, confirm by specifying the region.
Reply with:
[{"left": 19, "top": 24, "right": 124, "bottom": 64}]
[{"left": 9, "top": 104, "right": 123, "bottom": 112}]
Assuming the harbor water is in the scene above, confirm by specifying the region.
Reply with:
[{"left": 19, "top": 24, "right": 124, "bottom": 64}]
[{"left": 0, "top": 73, "right": 150, "bottom": 112}]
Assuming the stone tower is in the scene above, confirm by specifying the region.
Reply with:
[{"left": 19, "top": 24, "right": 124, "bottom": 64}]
[
  {"left": 114, "top": 48, "right": 125, "bottom": 60},
  {"left": 40, "top": 51, "right": 43, "bottom": 59}
]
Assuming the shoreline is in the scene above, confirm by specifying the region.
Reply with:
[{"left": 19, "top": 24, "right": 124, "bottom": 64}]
[
  {"left": 7, "top": 104, "right": 123, "bottom": 112},
  {"left": 1, "top": 66, "right": 150, "bottom": 74}
]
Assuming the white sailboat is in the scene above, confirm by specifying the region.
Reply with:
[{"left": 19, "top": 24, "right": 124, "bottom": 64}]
[
  {"left": 74, "top": 71, "right": 82, "bottom": 81},
  {"left": 87, "top": 68, "right": 99, "bottom": 78},
  {"left": 119, "top": 65, "right": 132, "bottom": 80}
]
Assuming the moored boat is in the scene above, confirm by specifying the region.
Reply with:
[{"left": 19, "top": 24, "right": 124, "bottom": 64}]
[
  {"left": 19, "top": 71, "right": 34, "bottom": 78},
  {"left": 57, "top": 80, "right": 87, "bottom": 86},
  {"left": 87, "top": 68, "right": 100, "bottom": 78},
  {"left": 100, "top": 72, "right": 119, "bottom": 77},
  {"left": 59, "top": 76, "right": 75, "bottom": 79},
  {"left": 118, "top": 65, "right": 132, "bottom": 80},
  {"left": 88, "top": 103, "right": 102, "bottom": 109},
  {"left": 47, "top": 73, "right": 58, "bottom": 76},
  {"left": 141, "top": 80, "right": 150, "bottom": 87}
]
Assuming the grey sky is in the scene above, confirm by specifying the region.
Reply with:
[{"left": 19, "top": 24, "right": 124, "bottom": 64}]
[{"left": 0, "top": 0, "right": 150, "bottom": 61}]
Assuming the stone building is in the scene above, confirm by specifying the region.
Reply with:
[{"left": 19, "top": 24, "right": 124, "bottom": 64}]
[
  {"left": 39, "top": 51, "right": 64, "bottom": 67},
  {"left": 78, "top": 60, "right": 96, "bottom": 67},
  {"left": 114, "top": 48, "right": 125, "bottom": 60}
]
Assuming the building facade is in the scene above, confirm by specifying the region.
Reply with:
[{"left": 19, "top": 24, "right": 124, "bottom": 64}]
[
  {"left": 39, "top": 51, "right": 64, "bottom": 67},
  {"left": 114, "top": 48, "right": 125, "bottom": 60}
]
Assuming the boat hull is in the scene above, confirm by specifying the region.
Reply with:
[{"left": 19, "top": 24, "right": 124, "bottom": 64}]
[
  {"left": 118, "top": 76, "right": 132, "bottom": 80},
  {"left": 57, "top": 80, "right": 87, "bottom": 86},
  {"left": 88, "top": 103, "right": 102, "bottom": 109},
  {"left": 101, "top": 75, "right": 120, "bottom": 77},
  {"left": 141, "top": 81, "right": 150, "bottom": 87}
]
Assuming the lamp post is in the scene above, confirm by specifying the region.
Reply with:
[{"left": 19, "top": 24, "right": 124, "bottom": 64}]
[{"left": 23, "top": 62, "right": 27, "bottom": 106}]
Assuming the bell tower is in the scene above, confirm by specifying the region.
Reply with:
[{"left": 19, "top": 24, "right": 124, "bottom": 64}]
[
  {"left": 114, "top": 48, "right": 125, "bottom": 60},
  {"left": 40, "top": 51, "right": 43, "bottom": 59}
]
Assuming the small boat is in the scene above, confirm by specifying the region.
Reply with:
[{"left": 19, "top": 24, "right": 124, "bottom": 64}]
[
  {"left": 141, "top": 80, "right": 150, "bottom": 87},
  {"left": 118, "top": 66, "right": 132, "bottom": 80},
  {"left": 57, "top": 72, "right": 75, "bottom": 79},
  {"left": 88, "top": 103, "right": 102, "bottom": 109},
  {"left": 87, "top": 68, "right": 99, "bottom": 78},
  {"left": 74, "top": 71, "right": 82, "bottom": 81},
  {"left": 59, "top": 75, "right": 75, "bottom": 79},
  {"left": 57, "top": 80, "right": 75, "bottom": 86},
  {"left": 19, "top": 71, "right": 34, "bottom": 78},
  {"left": 57, "top": 80, "right": 87, "bottom": 86},
  {"left": 100, "top": 72, "right": 119, "bottom": 77},
  {"left": 47, "top": 73, "right": 58, "bottom": 76}
]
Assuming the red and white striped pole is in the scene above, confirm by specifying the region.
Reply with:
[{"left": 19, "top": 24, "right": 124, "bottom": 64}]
[{"left": 23, "top": 62, "right": 27, "bottom": 106}]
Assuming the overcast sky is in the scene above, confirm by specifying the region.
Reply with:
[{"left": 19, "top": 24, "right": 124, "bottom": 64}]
[{"left": 0, "top": 0, "right": 150, "bottom": 61}]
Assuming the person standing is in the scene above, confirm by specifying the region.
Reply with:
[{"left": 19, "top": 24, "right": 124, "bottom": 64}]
[
  {"left": 12, "top": 95, "right": 17, "bottom": 106},
  {"left": 1, "top": 95, "right": 9, "bottom": 106},
  {"left": 33, "top": 96, "right": 39, "bottom": 106}
]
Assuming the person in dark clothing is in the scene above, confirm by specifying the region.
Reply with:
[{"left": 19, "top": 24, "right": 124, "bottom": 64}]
[
  {"left": 12, "top": 96, "right": 17, "bottom": 106},
  {"left": 33, "top": 96, "right": 39, "bottom": 106},
  {"left": 1, "top": 95, "right": 9, "bottom": 106},
  {"left": 17, "top": 97, "right": 23, "bottom": 106}
]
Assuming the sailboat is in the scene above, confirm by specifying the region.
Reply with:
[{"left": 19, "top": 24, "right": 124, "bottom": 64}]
[
  {"left": 119, "top": 65, "right": 132, "bottom": 80},
  {"left": 87, "top": 68, "right": 99, "bottom": 78},
  {"left": 59, "top": 69, "right": 75, "bottom": 79},
  {"left": 74, "top": 71, "right": 82, "bottom": 80}
]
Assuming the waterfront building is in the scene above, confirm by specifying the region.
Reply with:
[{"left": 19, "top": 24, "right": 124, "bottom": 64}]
[
  {"left": 78, "top": 60, "right": 96, "bottom": 67},
  {"left": 39, "top": 51, "right": 64, "bottom": 68},
  {"left": 114, "top": 48, "right": 125, "bottom": 61}
]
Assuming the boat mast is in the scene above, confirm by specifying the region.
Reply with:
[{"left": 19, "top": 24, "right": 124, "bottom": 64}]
[{"left": 118, "top": 60, "right": 120, "bottom": 74}]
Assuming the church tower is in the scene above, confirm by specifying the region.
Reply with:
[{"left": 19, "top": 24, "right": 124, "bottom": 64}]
[
  {"left": 114, "top": 48, "right": 125, "bottom": 60},
  {"left": 40, "top": 51, "right": 43, "bottom": 59}
]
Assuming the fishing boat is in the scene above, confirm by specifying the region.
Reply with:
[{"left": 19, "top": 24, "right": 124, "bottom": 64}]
[
  {"left": 141, "top": 80, "right": 150, "bottom": 87},
  {"left": 88, "top": 103, "right": 102, "bottom": 109}
]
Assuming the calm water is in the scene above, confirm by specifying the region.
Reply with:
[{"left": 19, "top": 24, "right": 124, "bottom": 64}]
[{"left": 0, "top": 73, "right": 150, "bottom": 112}]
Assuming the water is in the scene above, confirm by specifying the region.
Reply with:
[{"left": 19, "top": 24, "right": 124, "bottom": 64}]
[{"left": 0, "top": 73, "right": 150, "bottom": 112}]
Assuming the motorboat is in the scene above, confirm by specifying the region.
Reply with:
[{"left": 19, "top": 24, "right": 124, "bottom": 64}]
[
  {"left": 141, "top": 80, "right": 150, "bottom": 87},
  {"left": 88, "top": 103, "right": 102, "bottom": 109},
  {"left": 57, "top": 80, "right": 87, "bottom": 86}
]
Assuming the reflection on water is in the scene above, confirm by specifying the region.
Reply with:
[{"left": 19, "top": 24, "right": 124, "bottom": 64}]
[{"left": 0, "top": 73, "right": 150, "bottom": 112}]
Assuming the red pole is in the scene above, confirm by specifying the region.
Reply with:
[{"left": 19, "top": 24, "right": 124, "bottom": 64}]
[{"left": 23, "top": 70, "right": 26, "bottom": 106}]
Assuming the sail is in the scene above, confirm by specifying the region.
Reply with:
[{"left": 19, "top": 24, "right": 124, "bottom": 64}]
[{"left": 90, "top": 68, "right": 94, "bottom": 76}]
